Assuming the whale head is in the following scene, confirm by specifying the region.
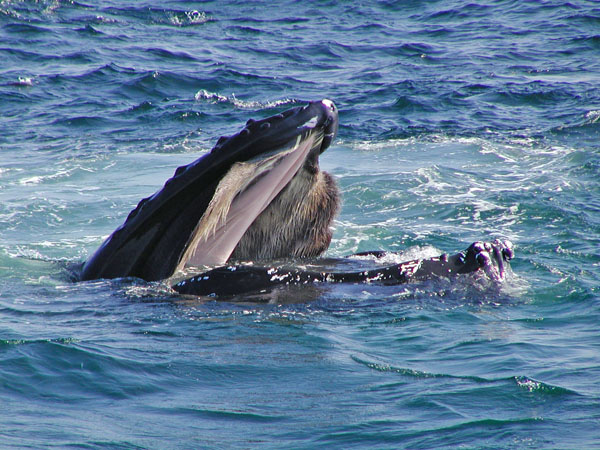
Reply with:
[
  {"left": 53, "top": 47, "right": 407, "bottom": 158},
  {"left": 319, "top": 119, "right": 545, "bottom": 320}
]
[{"left": 81, "top": 99, "right": 340, "bottom": 281}]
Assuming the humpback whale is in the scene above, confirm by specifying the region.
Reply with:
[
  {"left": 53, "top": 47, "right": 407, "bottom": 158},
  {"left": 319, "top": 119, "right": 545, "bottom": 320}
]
[{"left": 81, "top": 99, "right": 514, "bottom": 297}]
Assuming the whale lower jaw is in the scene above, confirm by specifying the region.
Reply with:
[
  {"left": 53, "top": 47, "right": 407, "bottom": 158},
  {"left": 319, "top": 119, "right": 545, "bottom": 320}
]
[{"left": 181, "top": 133, "right": 320, "bottom": 269}]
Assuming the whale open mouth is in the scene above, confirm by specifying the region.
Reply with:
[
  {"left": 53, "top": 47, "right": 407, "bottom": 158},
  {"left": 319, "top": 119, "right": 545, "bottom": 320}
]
[
  {"left": 81, "top": 99, "right": 339, "bottom": 282},
  {"left": 182, "top": 132, "right": 320, "bottom": 268}
]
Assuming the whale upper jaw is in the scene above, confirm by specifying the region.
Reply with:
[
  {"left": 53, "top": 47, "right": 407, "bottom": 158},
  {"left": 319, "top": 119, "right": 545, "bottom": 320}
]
[{"left": 80, "top": 99, "right": 339, "bottom": 282}]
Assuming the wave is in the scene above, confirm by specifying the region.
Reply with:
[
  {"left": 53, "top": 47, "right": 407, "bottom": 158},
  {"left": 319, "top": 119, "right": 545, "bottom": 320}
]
[
  {"left": 480, "top": 80, "right": 582, "bottom": 108},
  {"left": 50, "top": 115, "right": 115, "bottom": 128},
  {"left": 549, "top": 109, "right": 600, "bottom": 136},
  {"left": 351, "top": 355, "right": 578, "bottom": 396},
  {"left": 315, "top": 415, "right": 546, "bottom": 449},
  {"left": 2, "top": 3, "right": 209, "bottom": 34},
  {"left": 424, "top": 3, "right": 493, "bottom": 21},
  {"left": 99, "top": 6, "right": 210, "bottom": 27},
  {"left": 152, "top": 406, "right": 287, "bottom": 423},
  {"left": 2, "top": 22, "right": 54, "bottom": 34},
  {"left": 145, "top": 47, "right": 199, "bottom": 62},
  {"left": 74, "top": 23, "right": 105, "bottom": 35},
  {"left": 0, "top": 338, "right": 168, "bottom": 401}
]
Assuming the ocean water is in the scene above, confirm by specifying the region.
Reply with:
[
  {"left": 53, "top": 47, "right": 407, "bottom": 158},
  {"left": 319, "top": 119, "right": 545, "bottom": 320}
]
[{"left": 1, "top": 0, "right": 599, "bottom": 448}]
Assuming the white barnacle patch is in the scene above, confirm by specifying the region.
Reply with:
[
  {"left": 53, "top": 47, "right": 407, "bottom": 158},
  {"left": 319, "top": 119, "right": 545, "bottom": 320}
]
[
  {"left": 399, "top": 260, "right": 422, "bottom": 278},
  {"left": 270, "top": 272, "right": 290, "bottom": 282},
  {"left": 366, "top": 273, "right": 384, "bottom": 283},
  {"left": 322, "top": 99, "right": 334, "bottom": 109}
]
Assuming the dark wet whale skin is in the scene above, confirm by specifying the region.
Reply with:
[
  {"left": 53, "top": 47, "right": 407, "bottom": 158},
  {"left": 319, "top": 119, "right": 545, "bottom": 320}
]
[{"left": 173, "top": 240, "right": 514, "bottom": 297}]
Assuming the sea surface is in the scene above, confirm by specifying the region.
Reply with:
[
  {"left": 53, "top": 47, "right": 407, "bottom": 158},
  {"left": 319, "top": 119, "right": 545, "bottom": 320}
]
[{"left": 1, "top": 1, "right": 599, "bottom": 449}]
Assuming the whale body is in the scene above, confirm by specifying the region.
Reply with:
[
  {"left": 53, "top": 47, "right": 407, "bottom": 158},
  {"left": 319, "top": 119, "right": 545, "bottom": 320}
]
[{"left": 81, "top": 99, "right": 513, "bottom": 297}]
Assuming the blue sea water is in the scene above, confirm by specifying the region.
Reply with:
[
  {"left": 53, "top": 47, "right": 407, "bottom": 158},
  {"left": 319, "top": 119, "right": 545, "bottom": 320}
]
[{"left": 1, "top": 0, "right": 599, "bottom": 448}]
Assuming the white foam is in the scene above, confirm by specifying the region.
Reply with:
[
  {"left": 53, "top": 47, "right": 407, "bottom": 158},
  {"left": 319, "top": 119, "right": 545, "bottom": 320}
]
[
  {"left": 194, "top": 89, "right": 295, "bottom": 109},
  {"left": 169, "top": 10, "right": 210, "bottom": 26},
  {"left": 585, "top": 110, "right": 600, "bottom": 123},
  {"left": 16, "top": 76, "right": 33, "bottom": 86}
]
